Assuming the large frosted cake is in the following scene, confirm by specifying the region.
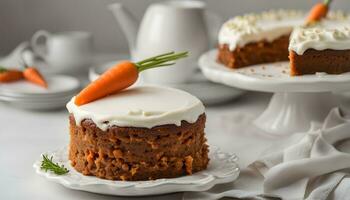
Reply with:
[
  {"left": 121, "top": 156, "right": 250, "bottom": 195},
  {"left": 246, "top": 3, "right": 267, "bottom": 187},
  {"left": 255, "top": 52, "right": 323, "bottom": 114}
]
[{"left": 217, "top": 10, "right": 350, "bottom": 75}]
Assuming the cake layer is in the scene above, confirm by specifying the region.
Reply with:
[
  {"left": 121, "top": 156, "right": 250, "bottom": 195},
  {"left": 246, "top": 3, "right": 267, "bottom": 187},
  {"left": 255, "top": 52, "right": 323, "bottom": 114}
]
[
  {"left": 218, "top": 10, "right": 304, "bottom": 51},
  {"left": 69, "top": 114, "right": 209, "bottom": 181},
  {"left": 67, "top": 86, "right": 205, "bottom": 130},
  {"left": 218, "top": 35, "right": 290, "bottom": 69},
  {"left": 290, "top": 49, "right": 350, "bottom": 76}
]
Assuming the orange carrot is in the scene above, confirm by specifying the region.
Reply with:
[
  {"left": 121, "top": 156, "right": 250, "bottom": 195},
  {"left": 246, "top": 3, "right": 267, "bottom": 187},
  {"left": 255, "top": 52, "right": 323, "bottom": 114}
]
[
  {"left": 0, "top": 67, "right": 24, "bottom": 83},
  {"left": 306, "top": 0, "right": 333, "bottom": 25},
  {"left": 75, "top": 61, "right": 138, "bottom": 106},
  {"left": 23, "top": 67, "right": 48, "bottom": 88},
  {"left": 75, "top": 51, "right": 188, "bottom": 106}
]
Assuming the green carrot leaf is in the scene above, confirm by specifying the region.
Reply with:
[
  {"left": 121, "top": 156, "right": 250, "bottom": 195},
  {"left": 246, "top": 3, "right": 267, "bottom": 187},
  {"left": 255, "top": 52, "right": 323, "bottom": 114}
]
[
  {"left": 135, "top": 51, "right": 188, "bottom": 72},
  {"left": 0, "top": 66, "right": 8, "bottom": 73}
]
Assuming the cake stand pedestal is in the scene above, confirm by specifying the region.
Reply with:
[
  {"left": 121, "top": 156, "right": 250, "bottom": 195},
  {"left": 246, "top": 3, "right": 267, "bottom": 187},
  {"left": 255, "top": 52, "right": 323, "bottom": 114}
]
[
  {"left": 199, "top": 50, "right": 350, "bottom": 136},
  {"left": 254, "top": 92, "right": 337, "bottom": 136}
]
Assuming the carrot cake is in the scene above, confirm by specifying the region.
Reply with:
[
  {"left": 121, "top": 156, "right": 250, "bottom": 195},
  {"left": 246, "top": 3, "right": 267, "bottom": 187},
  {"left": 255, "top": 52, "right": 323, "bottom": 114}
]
[
  {"left": 217, "top": 10, "right": 304, "bottom": 69},
  {"left": 218, "top": 10, "right": 350, "bottom": 76},
  {"left": 289, "top": 17, "right": 350, "bottom": 75},
  {"left": 66, "top": 86, "right": 209, "bottom": 181}
]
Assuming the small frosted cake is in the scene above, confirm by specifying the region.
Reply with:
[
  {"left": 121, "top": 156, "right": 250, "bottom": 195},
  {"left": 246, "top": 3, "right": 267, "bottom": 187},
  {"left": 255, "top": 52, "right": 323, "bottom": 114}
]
[
  {"left": 218, "top": 10, "right": 304, "bottom": 69},
  {"left": 66, "top": 86, "right": 209, "bottom": 181}
]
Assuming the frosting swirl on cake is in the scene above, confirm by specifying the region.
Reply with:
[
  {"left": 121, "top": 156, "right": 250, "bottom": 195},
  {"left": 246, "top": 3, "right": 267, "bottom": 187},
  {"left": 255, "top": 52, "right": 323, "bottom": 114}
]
[
  {"left": 67, "top": 86, "right": 205, "bottom": 130},
  {"left": 218, "top": 9, "right": 305, "bottom": 50}
]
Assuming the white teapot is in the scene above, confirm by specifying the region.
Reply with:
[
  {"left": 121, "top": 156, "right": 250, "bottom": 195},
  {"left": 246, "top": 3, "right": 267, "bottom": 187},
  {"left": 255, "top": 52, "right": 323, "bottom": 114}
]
[{"left": 109, "top": 0, "right": 220, "bottom": 84}]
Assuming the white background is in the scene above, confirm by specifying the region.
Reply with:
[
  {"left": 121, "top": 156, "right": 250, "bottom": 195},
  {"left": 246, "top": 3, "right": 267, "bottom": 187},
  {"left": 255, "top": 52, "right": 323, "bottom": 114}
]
[{"left": 1, "top": 0, "right": 350, "bottom": 54}]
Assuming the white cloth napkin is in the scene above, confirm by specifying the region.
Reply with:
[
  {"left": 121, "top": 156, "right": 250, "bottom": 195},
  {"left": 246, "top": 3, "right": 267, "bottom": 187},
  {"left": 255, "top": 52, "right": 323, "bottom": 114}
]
[{"left": 184, "top": 108, "right": 350, "bottom": 200}]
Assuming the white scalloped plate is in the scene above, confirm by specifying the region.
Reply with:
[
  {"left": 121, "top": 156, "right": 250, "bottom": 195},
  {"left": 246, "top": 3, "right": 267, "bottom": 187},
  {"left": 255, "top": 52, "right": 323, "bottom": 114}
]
[{"left": 33, "top": 146, "right": 240, "bottom": 196}]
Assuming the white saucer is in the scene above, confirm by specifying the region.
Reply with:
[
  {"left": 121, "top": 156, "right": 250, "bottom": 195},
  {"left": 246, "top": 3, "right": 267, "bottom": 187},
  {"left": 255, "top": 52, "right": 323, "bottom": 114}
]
[
  {"left": 89, "top": 60, "right": 244, "bottom": 105},
  {"left": 33, "top": 146, "right": 240, "bottom": 196},
  {"left": 0, "top": 75, "right": 80, "bottom": 110},
  {"left": 0, "top": 76, "right": 80, "bottom": 96},
  {"left": 166, "top": 73, "right": 245, "bottom": 105}
]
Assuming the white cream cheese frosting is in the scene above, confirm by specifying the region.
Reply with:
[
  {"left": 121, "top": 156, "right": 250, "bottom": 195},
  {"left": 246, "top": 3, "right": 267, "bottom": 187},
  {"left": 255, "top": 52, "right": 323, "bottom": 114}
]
[
  {"left": 218, "top": 9, "right": 305, "bottom": 51},
  {"left": 219, "top": 9, "right": 350, "bottom": 55},
  {"left": 66, "top": 86, "right": 205, "bottom": 131},
  {"left": 289, "top": 13, "right": 350, "bottom": 55}
]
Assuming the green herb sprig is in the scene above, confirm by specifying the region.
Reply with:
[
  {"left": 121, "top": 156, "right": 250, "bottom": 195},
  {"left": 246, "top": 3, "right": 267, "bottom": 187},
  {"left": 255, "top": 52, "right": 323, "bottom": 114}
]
[{"left": 40, "top": 154, "right": 69, "bottom": 175}]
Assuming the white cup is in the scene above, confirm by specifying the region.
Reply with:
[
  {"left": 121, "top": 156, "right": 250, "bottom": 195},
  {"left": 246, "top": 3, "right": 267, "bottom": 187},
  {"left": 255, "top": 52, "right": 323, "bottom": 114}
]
[{"left": 31, "top": 30, "right": 92, "bottom": 74}]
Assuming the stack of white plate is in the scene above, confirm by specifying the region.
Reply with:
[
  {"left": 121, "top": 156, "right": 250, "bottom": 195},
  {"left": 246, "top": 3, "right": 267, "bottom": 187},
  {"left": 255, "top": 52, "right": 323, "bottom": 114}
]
[{"left": 0, "top": 75, "right": 80, "bottom": 110}]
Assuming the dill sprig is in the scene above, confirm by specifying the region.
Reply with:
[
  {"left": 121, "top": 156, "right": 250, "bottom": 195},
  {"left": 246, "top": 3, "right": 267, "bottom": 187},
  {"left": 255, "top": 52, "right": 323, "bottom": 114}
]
[{"left": 40, "top": 154, "right": 69, "bottom": 175}]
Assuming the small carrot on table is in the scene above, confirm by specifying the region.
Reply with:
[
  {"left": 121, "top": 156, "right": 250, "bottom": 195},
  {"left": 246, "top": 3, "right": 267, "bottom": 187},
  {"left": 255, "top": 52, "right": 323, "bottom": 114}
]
[
  {"left": 306, "top": 0, "right": 333, "bottom": 25},
  {"left": 0, "top": 66, "right": 24, "bottom": 83},
  {"left": 75, "top": 51, "right": 188, "bottom": 106},
  {"left": 23, "top": 65, "right": 48, "bottom": 88}
]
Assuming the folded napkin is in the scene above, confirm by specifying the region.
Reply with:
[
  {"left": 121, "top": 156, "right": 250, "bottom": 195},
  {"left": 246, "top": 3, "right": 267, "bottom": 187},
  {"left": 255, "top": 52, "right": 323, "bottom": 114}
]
[{"left": 184, "top": 108, "right": 350, "bottom": 200}]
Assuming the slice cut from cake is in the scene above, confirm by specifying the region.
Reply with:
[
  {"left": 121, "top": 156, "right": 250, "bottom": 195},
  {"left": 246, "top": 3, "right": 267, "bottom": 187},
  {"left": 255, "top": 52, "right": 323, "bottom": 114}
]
[
  {"left": 217, "top": 10, "right": 304, "bottom": 68},
  {"left": 289, "top": 24, "right": 350, "bottom": 75},
  {"left": 66, "top": 86, "right": 209, "bottom": 181}
]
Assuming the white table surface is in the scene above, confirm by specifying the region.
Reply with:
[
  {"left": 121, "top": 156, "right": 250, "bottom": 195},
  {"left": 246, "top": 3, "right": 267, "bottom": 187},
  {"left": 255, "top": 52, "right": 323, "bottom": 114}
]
[{"left": 1, "top": 53, "right": 350, "bottom": 199}]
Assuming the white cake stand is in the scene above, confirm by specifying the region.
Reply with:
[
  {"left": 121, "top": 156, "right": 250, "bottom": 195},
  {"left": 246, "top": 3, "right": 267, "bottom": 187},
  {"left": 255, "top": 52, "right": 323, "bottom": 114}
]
[{"left": 199, "top": 49, "right": 350, "bottom": 136}]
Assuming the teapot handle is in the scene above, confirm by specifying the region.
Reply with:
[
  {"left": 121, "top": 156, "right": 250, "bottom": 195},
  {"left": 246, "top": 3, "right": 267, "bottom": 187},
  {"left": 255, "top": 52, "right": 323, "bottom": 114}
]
[
  {"left": 31, "top": 30, "right": 51, "bottom": 59},
  {"left": 205, "top": 11, "right": 224, "bottom": 49}
]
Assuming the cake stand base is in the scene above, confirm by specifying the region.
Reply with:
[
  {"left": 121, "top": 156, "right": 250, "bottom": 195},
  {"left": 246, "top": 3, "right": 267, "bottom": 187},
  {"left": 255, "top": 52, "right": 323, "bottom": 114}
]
[{"left": 254, "top": 92, "right": 338, "bottom": 136}]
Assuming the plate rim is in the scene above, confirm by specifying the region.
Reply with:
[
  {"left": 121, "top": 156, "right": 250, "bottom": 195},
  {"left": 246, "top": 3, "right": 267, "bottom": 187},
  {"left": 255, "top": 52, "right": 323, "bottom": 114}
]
[
  {"left": 0, "top": 75, "right": 80, "bottom": 95},
  {"left": 33, "top": 146, "right": 240, "bottom": 196}
]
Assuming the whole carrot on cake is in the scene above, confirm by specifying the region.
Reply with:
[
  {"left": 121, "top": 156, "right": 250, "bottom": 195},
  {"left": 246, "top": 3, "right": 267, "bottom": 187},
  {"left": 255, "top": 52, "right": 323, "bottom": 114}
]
[
  {"left": 306, "top": 0, "right": 333, "bottom": 25},
  {"left": 75, "top": 51, "right": 188, "bottom": 106}
]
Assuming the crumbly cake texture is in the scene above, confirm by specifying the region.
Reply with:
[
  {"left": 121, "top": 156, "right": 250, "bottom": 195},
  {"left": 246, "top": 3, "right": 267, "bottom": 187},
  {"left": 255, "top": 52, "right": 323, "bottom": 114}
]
[
  {"left": 218, "top": 9, "right": 350, "bottom": 75},
  {"left": 290, "top": 49, "right": 350, "bottom": 75},
  {"left": 218, "top": 35, "right": 290, "bottom": 69},
  {"left": 69, "top": 114, "right": 209, "bottom": 181}
]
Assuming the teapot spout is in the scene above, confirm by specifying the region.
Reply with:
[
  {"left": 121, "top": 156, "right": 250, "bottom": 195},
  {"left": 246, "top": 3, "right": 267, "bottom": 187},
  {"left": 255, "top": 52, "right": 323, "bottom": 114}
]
[{"left": 108, "top": 3, "right": 139, "bottom": 59}]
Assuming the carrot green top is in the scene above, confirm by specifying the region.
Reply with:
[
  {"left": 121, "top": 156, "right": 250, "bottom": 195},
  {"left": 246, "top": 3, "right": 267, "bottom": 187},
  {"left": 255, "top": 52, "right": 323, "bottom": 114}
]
[
  {"left": 0, "top": 66, "right": 7, "bottom": 73},
  {"left": 134, "top": 51, "right": 188, "bottom": 72},
  {"left": 324, "top": 0, "right": 333, "bottom": 5}
]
